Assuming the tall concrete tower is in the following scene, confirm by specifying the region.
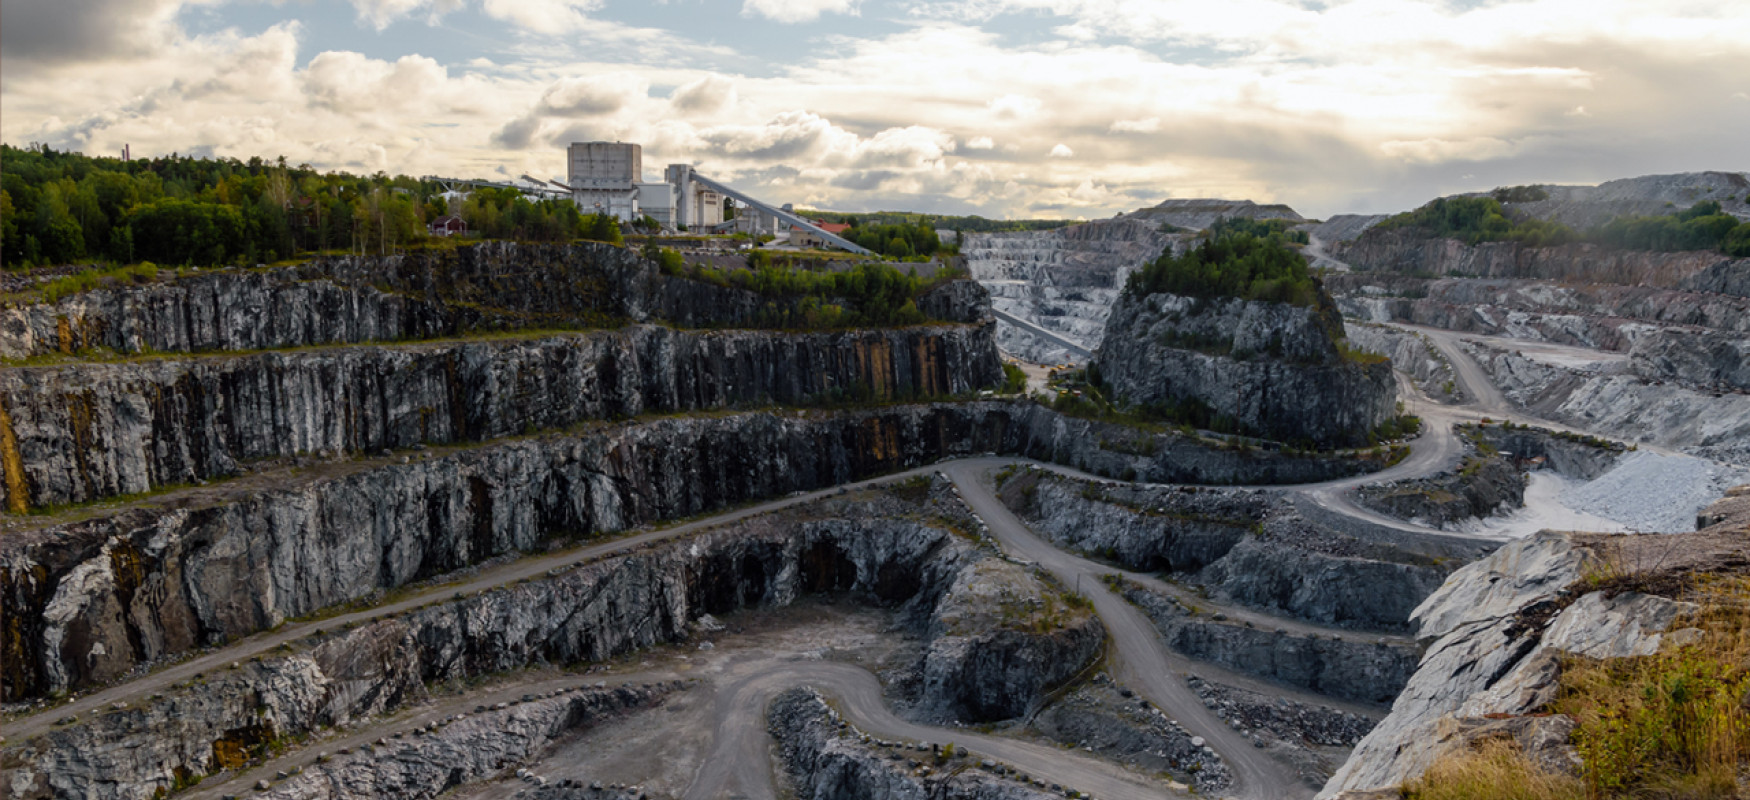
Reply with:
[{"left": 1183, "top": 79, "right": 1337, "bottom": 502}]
[{"left": 567, "top": 142, "right": 642, "bottom": 222}]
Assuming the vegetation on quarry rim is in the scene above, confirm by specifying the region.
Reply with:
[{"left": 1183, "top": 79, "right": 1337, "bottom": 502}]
[
  {"left": 1125, "top": 217, "right": 1323, "bottom": 308},
  {"left": 1405, "top": 575, "right": 1750, "bottom": 800}
]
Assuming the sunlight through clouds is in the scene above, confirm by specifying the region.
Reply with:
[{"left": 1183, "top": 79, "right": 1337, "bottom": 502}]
[{"left": 2, "top": 0, "right": 1747, "bottom": 218}]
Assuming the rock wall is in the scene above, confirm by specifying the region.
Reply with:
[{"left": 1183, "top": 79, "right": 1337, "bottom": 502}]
[
  {"left": 1357, "top": 453, "right": 1525, "bottom": 531},
  {"left": 915, "top": 559, "right": 1104, "bottom": 722},
  {"left": 3, "top": 485, "right": 1094, "bottom": 797},
  {"left": 1344, "top": 324, "right": 1463, "bottom": 403},
  {"left": 962, "top": 218, "right": 1179, "bottom": 362},
  {"left": 1332, "top": 229, "right": 1749, "bottom": 294},
  {"left": 11, "top": 404, "right": 1207, "bottom": 701},
  {"left": 1319, "top": 532, "right": 1700, "bottom": 797},
  {"left": 1195, "top": 537, "right": 1448, "bottom": 632},
  {"left": 768, "top": 688, "right": 1060, "bottom": 800},
  {"left": 0, "top": 242, "right": 991, "bottom": 359},
  {"left": 995, "top": 470, "right": 1265, "bottom": 572},
  {"left": 0, "top": 321, "right": 1001, "bottom": 509},
  {"left": 252, "top": 684, "right": 671, "bottom": 800},
  {"left": 1628, "top": 326, "right": 1750, "bottom": 391},
  {"left": 996, "top": 470, "right": 1453, "bottom": 631},
  {"left": 1326, "top": 274, "right": 1750, "bottom": 340},
  {"left": 1118, "top": 580, "right": 1419, "bottom": 704},
  {"left": 1094, "top": 291, "right": 1397, "bottom": 447},
  {"left": 1463, "top": 340, "right": 1750, "bottom": 465}
]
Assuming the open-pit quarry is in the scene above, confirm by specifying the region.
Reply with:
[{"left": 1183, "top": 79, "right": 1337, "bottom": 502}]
[{"left": 6, "top": 215, "right": 1749, "bottom": 800}]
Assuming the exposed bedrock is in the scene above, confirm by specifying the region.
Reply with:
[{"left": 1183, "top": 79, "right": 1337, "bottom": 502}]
[
  {"left": 3, "top": 486, "right": 1098, "bottom": 798},
  {"left": 1357, "top": 453, "right": 1524, "bottom": 531},
  {"left": 1332, "top": 229, "right": 1750, "bottom": 294},
  {"left": 1030, "top": 674, "right": 1230, "bottom": 793},
  {"left": 0, "top": 402, "right": 1377, "bottom": 703},
  {"left": 1462, "top": 339, "right": 1750, "bottom": 464},
  {"left": 1326, "top": 274, "right": 1750, "bottom": 340},
  {"left": 912, "top": 558, "right": 1103, "bottom": 722},
  {"left": 1318, "top": 528, "right": 1741, "bottom": 797},
  {"left": 1117, "top": 579, "right": 1419, "bottom": 705},
  {"left": 962, "top": 218, "right": 1181, "bottom": 361},
  {"left": 12, "top": 404, "right": 1192, "bottom": 701},
  {"left": 1628, "top": 326, "right": 1750, "bottom": 391},
  {"left": 1358, "top": 424, "right": 1627, "bottom": 530},
  {"left": 252, "top": 684, "right": 670, "bottom": 800},
  {"left": 995, "top": 470, "right": 1456, "bottom": 632},
  {"left": 0, "top": 321, "right": 1001, "bottom": 509},
  {"left": 768, "top": 688, "right": 1061, "bottom": 800},
  {"left": 1094, "top": 291, "right": 1397, "bottom": 447},
  {"left": 1343, "top": 324, "right": 1462, "bottom": 403},
  {"left": 0, "top": 242, "right": 994, "bottom": 359}
]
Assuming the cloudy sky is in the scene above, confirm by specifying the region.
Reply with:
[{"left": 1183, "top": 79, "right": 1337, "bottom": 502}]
[{"left": 3, "top": 0, "right": 1747, "bottom": 219}]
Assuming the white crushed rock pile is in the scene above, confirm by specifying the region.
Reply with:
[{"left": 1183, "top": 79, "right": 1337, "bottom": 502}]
[{"left": 1561, "top": 451, "right": 1750, "bottom": 532}]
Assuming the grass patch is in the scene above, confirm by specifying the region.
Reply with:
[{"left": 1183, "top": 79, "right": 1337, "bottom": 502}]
[
  {"left": 1410, "top": 576, "right": 1750, "bottom": 800},
  {"left": 1405, "top": 737, "right": 1586, "bottom": 800},
  {"left": 1555, "top": 577, "right": 1750, "bottom": 799}
]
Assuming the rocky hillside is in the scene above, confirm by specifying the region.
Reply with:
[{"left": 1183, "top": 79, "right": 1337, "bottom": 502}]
[
  {"left": 962, "top": 218, "right": 1179, "bottom": 363},
  {"left": 1, "top": 482, "right": 1100, "bottom": 799},
  {"left": 961, "top": 199, "right": 1305, "bottom": 364},
  {"left": 1094, "top": 289, "right": 1397, "bottom": 447},
  {"left": 1321, "top": 489, "right": 1750, "bottom": 798},
  {"left": 1123, "top": 198, "right": 1304, "bottom": 231},
  {"left": 1500, "top": 171, "right": 1750, "bottom": 230}
]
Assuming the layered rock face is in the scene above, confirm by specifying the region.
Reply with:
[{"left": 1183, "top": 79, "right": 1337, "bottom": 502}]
[
  {"left": 996, "top": 470, "right": 1467, "bottom": 632},
  {"left": 10, "top": 403, "right": 1221, "bottom": 702},
  {"left": 1328, "top": 274, "right": 1750, "bottom": 343},
  {"left": 1318, "top": 528, "right": 1737, "bottom": 797},
  {"left": 0, "top": 321, "right": 1000, "bottom": 509},
  {"left": 252, "top": 684, "right": 672, "bottom": 800},
  {"left": 0, "top": 242, "right": 993, "bottom": 360},
  {"left": 768, "top": 688, "right": 1060, "bottom": 800},
  {"left": 914, "top": 558, "right": 1102, "bottom": 722},
  {"left": 1095, "top": 291, "right": 1397, "bottom": 447},
  {"left": 1463, "top": 339, "right": 1750, "bottom": 465},
  {"left": 963, "top": 219, "right": 1178, "bottom": 363},
  {"left": 1340, "top": 324, "right": 1463, "bottom": 403},
  {"left": 2, "top": 484, "right": 1098, "bottom": 799},
  {"left": 1629, "top": 326, "right": 1750, "bottom": 391},
  {"left": 1117, "top": 580, "right": 1419, "bottom": 704},
  {"left": 1333, "top": 229, "right": 1750, "bottom": 294},
  {"left": 1502, "top": 171, "right": 1750, "bottom": 230}
]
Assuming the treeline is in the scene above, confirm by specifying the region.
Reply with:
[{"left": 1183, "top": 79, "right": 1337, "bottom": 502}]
[
  {"left": 0, "top": 143, "right": 621, "bottom": 269},
  {"left": 1375, "top": 195, "right": 1750, "bottom": 256},
  {"left": 1208, "top": 216, "right": 1309, "bottom": 245},
  {"left": 1593, "top": 200, "right": 1750, "bottom": 256},
  {"left": 844, "top": 221, "right": 941, "bottom": 258},
  {"left": 1125, "top": 217, "right": 1321, "bottom": 307},
  {"left": 1372, "top": 196, "right": 1579, "bottom": 247}
]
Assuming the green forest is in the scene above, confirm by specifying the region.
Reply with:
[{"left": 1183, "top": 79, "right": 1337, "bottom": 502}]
[
  {"left": 0, "top": 143, "right": 625, "bottom": 269},
  {"left": 1125, "top": 217, "right": 1321, "bottom": 307},
  {"left": 1374, "top": 195, "right": 1750, "bottom": 255}
]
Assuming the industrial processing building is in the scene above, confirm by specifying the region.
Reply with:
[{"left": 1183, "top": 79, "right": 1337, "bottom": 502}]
[{"left": 560, "top": 141, "right": 869, "bottom": 253}]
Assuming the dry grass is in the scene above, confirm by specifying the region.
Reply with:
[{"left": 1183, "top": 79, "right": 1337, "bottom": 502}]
[
  {"left": 1405, "top": 738, "right": 1585, "bottom": 800},
  {"left": 1408, "top": 576, "right": 1750, "bottom": 800},
  {"left": 1556, "top": 576, "right": 1750, "bottom": 800}
]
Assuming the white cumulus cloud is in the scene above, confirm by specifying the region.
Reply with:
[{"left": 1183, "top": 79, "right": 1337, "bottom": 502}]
[
  {"left": 741, "top": 0, "right": 858, "bottom": 22},
  {"left": 1109, "top": 117, "right": 1160, "bottom": 133}
]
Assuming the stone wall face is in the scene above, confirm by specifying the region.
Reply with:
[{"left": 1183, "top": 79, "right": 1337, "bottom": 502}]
[
  {"left": 0, "top": 322, "right": 1001, "bottom": 510},
  {"left": 1095, "top": 291, "right": 1396, "bottom": 447}
]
